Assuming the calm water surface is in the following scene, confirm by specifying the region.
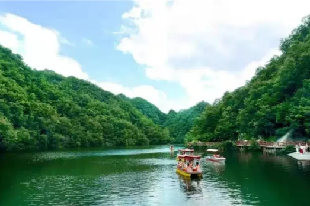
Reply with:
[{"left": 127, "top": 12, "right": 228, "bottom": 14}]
[{"left": 1, "top": 145, "right": 310, "bottom": 206}]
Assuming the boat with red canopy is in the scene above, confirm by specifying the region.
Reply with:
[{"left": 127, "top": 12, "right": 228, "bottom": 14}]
[
  {"left": 176, "top": 149, "right": 194, "bottom": 161},
  {"left": 176, "top": 154, "right": 203, "bottom": 179},
  {"left": 178, "top": 148, "right": 194, "bottom": 155}
]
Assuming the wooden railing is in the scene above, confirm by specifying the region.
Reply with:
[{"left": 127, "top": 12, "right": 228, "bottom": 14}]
[
  {"left": 187, "top": 141, "right": 308, "bottom": 147},
  {"left": 235, "top": 141, "right": 307, "bottom": 147},
  {"left": 187, "top": 142, "right": 221, "bottom": 147}
]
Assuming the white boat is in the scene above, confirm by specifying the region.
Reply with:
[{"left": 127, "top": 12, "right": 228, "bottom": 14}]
[{"left": 206, "top": 149, "right": 226, "bottom": 163}]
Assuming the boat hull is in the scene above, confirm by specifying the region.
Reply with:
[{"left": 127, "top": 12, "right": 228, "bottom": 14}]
[
  {"left": 176, "top": 168, "right": 203, "bottom": 179},
  {"left": 206, "top": 156, "right": 226, "bottom": 163}
]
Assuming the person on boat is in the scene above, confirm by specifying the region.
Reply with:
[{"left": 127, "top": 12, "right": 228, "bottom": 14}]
[
  {"left": 193, "top": 162, "right": 200, "bottom": 172},
  {"left": 299, "top": 143, "right": 304, "bottom": 154},
  {"left": 213, "top": 154, "right": 220, "bottom": 158},
  {"left": 177, "top": 160, "right": 182, "bottom": 168},
  {"left": 183, "top": 162, "right": 188, "bottom": 171},
  {"left": 186, "top": 163, "right": 192, "bottom": 172},
  {"left": 182, "top": 163, "right": 188, "bottom": 171},
  {"left": 189, "top": 161, "right": 193, "bottom": 169},
  {"left": 296, "top": 144, "right": 299, "bottom": 153}
]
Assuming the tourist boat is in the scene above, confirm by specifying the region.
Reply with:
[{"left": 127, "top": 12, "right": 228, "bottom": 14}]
[
  {"left": 176, "top": 149, "right": 194, "bottom": 161},
  {"left": 206, "top": 149, "right": 226, "bottom": 163},
  {"left": 176, "top": 154, "right": 203, "bottom": 179},
  {"left": 178, "top": 148, "right": 194, "bottom": 155}
]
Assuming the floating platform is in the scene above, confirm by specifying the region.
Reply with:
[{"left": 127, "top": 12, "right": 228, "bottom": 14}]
[{"left": 288, "top": 152, "right": 310, "bottom": 161}]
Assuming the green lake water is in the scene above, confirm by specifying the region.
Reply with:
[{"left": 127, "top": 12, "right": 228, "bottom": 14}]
[{"left": 0, "top": 145, "right": 310, "bottom": 206}]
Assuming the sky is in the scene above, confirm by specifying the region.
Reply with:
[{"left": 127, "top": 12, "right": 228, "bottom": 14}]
[{"left": 0, "top": 0, "right": 310, "bottom": 113}]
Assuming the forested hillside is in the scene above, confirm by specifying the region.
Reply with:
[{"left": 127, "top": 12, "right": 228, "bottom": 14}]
[
  {"left": 4, "top": 14, "right": 309, "bottom": 151},
  {"left": 0, "top": 45, "right": 171, "bottom": 151},
  {"left": 163, "top": 102, "right": 209, "bottom": 143},
  {"left": 118, "top": 95, "right": 166, "bottom": 125},
  {"left": 119, "top": 94, "right": 208, "bottom": 143},
  {"left": 186, "top": 16, "right": 310, "bottom": 143}
]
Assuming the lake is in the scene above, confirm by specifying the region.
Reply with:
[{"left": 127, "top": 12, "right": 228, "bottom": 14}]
[{"left": 0, "top": 145, "right": 310, "bottom": 206}]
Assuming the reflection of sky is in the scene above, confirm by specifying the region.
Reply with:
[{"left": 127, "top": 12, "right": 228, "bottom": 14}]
[
  {"left": 3, "top": 147, "right": 310, "bottom": 206},
  {"left": 25, "top": 145, "right": 186, "bottom": 162},
  {"left": 5, "top": 147, "right": 248, "bottom": 206}
]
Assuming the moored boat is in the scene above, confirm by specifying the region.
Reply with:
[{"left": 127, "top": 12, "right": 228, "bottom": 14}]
[
  {"left": 176, "top": 154, "right": 203, "bottom": 179},
  {"left": 206, "top": 149, "right": 226, "bottom": 163}
]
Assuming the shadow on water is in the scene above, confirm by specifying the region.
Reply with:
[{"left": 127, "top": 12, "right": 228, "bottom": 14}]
[{"left": 177, "top": 175, "right": 202, "bottom": 194}]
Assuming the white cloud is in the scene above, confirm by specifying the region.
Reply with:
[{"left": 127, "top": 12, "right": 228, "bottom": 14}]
[
  {"left": 0, "top": 13, "right": 88, "bottom": 80},
  {"left": 0, "top": 30, "right": 20, "bottom": 53},
  {"left": 117, "top": 0, "right": 310, "bottom": 106},
  {"left": 93, "top": 81, "right": 182, "bottom": 112},
  {"left": 0, "top": 13, "right": 172, "bottom": 112},
  {"left": 82, "top": 38, "right": 95, "bottom": 46}
]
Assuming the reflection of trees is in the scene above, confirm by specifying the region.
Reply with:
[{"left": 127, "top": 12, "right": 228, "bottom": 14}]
[
  {"left": 237, "top": 152, "right": 252, "bottom": 163},
  {"left": 177, "top": 175, "right": 202, "bottom": 195},
  {"left": 297, "top": 160, "right": 310, "bottom": 171},
  {"left": 221, "top": 153, "right": 310, "bottom": 206},
  {"left": 260, "top": 154, "right": 292, "bottom": 168}
]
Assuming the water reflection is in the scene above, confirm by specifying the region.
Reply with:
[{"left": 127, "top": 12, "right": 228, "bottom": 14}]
[
  {"left": 237, "top": 152, "right": 252, "bottom": 163},
  {"left": 178, "top": 175, "right": 202, "bottom": 194},
  {"left": 1, "top": 147, "right": 310, "bottom": 206},
  {"left": 297, "top": 160, "right": 310, "bottom": 171},
  {"left": 205, "top": 161, "right": 225, "bottom": 174}
]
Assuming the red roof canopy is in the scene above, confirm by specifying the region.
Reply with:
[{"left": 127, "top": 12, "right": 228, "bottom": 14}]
[
  {"left": 177, "top": 155, "right": 201, "bottom": 160},
  {"left": 178, "top": 149, "right": 194, "bottom": 152}
]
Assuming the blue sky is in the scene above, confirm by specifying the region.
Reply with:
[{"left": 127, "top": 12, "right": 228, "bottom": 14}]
[{"left": 0, "top": 0, "right": 309, "bottom": 112}]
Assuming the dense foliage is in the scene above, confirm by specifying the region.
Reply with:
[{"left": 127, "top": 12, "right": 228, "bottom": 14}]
[
  {"left": 120, "top": 94, "right": 208, "bottom": 143},
  {"left": 186, "top": 15, "right": 310, "bottom": 143},
  {"left": 4, "top": 14, "right": 310, "bottom": 150},
  {"left": 163, "top": 102, "right": 208, "bottom": 143},
  {"left": 0, "top": 45, "right": 171, "bottom": 151},
  {"left": 118, "top": 95, "right": 166, "bottom": 125}
]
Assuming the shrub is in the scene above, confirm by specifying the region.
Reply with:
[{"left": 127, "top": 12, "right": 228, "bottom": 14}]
[{"left": 249, "top": 138, "right": 260, "bottom": 151}]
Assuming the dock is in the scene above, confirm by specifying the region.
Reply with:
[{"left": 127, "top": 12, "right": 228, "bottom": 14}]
[
  {"left": 236, "top": 141, "right": 289, "bottom": 153},
  {"left": 188, "top": 141, "right": 309, "bottom": 154}
]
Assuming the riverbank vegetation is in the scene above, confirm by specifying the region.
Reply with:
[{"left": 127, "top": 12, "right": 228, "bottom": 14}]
[
  {"left": 118, "top": 95, "right": 208, "bottom": 143},
  {"left": 0, "top": 45, "right": 174, "bottom": 151},
  {"left": 0, "top": 45, "right": 206, "bottom": 151},
  {"left": 2, "top": 15, "right": 310, "bottom": 151},
  {"left": 185, "top": 15, "right": 310, "bottom": 144}
]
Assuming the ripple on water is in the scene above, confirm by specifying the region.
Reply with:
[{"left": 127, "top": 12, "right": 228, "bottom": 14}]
[{"left": 2, "top": 148, "right": 310, "bottom": 206}]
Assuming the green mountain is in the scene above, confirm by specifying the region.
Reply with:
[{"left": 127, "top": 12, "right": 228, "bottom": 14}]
[
  {"left": 186, "top": 15, "right": 310, "bottom": 143},
  {"left": 118, "top": 95, "right": 166, "bottom": 125},
  {"left": 0, "top": 45, "right": 171, "bottom": 151},
  {"left": 120, "top": 94, "right": 209, "bottom": 144},
  {"left": 163, "top": 101, "right": 209, "bottom": 143},
  {"left": 7, "top": 13, "right": 310, "bottom": 150}
]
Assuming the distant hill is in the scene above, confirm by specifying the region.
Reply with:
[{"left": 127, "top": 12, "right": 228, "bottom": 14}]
[
  {"left": 118, "top": 95, "right": 166, "bottom": 125},
  {"left": 0, "top": 45, "right": 171, "bottom": 151},
  {"left": 120, "top": 94, "right": 209, "bottom": 144},
  {"left": 163, "top": 101, "right": 209, "bottom": 143}
]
